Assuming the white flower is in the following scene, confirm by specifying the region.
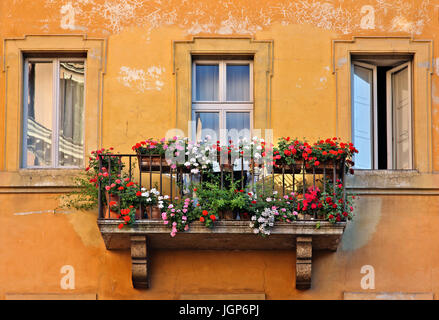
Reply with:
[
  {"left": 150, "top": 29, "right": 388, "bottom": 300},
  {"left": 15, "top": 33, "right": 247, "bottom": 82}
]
[{"left": 253, "top": 228, "right": 260, "bottom": 234}]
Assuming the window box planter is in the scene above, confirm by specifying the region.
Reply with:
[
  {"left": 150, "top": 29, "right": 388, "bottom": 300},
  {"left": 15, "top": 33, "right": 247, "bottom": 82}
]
[{"left": 137, "top": 154, "right": 169, "bottom": 172}]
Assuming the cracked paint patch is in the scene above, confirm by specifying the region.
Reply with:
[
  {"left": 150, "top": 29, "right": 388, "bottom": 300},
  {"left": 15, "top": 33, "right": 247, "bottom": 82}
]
[{"left": 117, "top": 66, "right": 165, "bottom": 93}]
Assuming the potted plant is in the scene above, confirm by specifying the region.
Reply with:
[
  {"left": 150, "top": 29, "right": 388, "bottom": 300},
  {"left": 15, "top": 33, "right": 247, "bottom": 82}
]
[
  {"left": 140, "top": 187, "right": 170, "bottom": 219},
  {"left": 132, "top": 138, "right": 170, "bottom": 171}
]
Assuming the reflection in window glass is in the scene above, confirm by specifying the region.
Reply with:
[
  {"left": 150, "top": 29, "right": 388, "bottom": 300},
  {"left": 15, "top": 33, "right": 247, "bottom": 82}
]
[
  {"left": 195, "top": 65, "right": 219, "bottom": 101},
  {"left": 226, "top": 64, "right": 250, "bottom": 101},
  {"left": 25, "top": 62, "right": 53, "bottom": 167},
  {"left": 195, "top": 112, "right": 219, "bottom": 142},
  {"left": 226, "top": 112, "right": 250, "bottom": 144},
  {"left": 352, "top": 64, "right": 373, "bottom": 169},
  {"left": 58, "top": 62, "right": 85, "bottom": 166}
]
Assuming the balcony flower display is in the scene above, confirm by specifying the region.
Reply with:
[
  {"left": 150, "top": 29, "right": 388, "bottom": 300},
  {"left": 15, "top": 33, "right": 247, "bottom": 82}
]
[
  {"left": 68, "top": 136, "right": 358, "bottom": 236},
  {"left": 272, "top": 137, "right": 359, "bottom": 172}
]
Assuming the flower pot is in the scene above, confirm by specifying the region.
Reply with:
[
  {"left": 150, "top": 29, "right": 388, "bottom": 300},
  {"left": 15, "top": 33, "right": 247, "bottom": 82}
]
[
  {"left": 219, "top": 209, "right": 234, "bottom": 220},
  {"left": 104, "top": 193, "right": 120, "bottom": 219},
  {"left": 149, "top": 205, "right": 161, "bottom": 220},
  {"left": 134, "top": 207, "right": 145, "bottom": 220},
  {"left": 137, "top": 154, "right": 169, "bottom": 172},
  {"left": 273, "top": 163, "right": 301, "bottom": 174}
]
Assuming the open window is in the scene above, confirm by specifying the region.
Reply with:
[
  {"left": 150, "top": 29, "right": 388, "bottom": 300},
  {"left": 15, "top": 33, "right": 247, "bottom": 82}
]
[{"left": 351, "top": 54, "right": 413, "bottom": 170}]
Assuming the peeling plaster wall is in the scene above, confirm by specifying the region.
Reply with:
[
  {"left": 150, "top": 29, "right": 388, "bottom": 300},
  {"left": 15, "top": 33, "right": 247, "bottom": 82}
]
[{"left": 1, "top": 0, "right": 439, "bottom": 299}]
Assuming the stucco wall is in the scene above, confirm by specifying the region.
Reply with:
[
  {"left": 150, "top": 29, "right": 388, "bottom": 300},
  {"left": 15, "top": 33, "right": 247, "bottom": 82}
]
[{"left": 1, "top": 0, "right": 439, "bottom": 299}]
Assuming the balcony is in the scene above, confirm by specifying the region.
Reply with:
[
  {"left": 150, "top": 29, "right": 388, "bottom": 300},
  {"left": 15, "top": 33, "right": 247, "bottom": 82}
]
[{"left": 92, "top": 137, "right": 355, "bottom": 289}]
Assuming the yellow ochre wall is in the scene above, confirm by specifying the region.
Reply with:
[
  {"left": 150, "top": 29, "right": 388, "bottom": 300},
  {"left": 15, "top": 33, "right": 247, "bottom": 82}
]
[{"left": 1, "top": 0, "right": 439, "bottom": 300}]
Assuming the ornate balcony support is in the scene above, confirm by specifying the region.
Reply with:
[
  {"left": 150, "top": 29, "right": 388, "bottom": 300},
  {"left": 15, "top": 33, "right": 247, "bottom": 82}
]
[
  {"left": 98, "top": 220, "right": 346, "bottom": 290},
  {"left": 296, "top": 236, "right": 312, "bottom": 290},
  {"left": 131, "top": 235, "right": 149, "bottom": 288}
]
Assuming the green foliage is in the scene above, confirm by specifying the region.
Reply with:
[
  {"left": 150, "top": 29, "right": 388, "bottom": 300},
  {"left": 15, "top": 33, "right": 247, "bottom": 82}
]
[{"left": 58, "top": 172, "right": 99, "bottom": 211}]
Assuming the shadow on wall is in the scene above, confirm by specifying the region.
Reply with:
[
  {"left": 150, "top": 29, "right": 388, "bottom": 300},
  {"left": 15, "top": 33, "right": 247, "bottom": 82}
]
[{"left": 341, "top": 197, "right": 382, "bottom": 251}]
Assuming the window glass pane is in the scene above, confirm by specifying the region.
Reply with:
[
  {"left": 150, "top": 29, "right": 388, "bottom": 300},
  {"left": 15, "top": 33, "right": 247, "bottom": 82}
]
[
  {"left": 195, "top": 112, "right": 219, "bottom": 142},
  {"left": 226, "top": 112, "right": 250, "bottom": 144},
  {"left": 226, "top": 64, "right": 250, "bottom": 101},
  {"left": 352, "top": 64, "right": 373, "bottom": 169},
  {"left": 58, "top": 61, "right": 85, "bottom": 167},
  {"left": 25, "top": 61, "right": 53, "bottom": 167},
  {"left": 195, "top": 64, "right": 219, "bottom": 101}
]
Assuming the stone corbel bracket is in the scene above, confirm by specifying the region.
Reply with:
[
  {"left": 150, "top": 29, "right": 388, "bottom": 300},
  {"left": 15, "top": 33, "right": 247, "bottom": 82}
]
[
  {"left": 296, "top": 236, "right": 312, "bottom": 290},
  {"left": 131, "top": 235, "right": 149, "bottom": 289}
]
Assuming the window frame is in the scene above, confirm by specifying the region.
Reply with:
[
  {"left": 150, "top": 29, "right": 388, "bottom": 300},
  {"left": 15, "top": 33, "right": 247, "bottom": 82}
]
[
  {"left": 22, "top": 56, "right": 87, "bottom": 169},
  {"left": 386, "top": 61, "right": 413, "bottom": 170},
  {"left": 350, "top": 58, "right": 413, "bottom": 170},
  {"left": 191, "top": 59, "right": 254, "bottom": 144},
  {"left": 351, "top": 61, "right": 378, "bottom": 169}
]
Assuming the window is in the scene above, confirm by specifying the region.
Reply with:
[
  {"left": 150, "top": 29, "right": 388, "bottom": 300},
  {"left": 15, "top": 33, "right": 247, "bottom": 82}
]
[
  {"left": 191, "top": 58, "right": 253, "bottom": 144},
  {"left": 351, "top": 55, "right": 413, "bottom": 170},
  {"left": 22, "top": 57, "right": 85, "bottom": 168}
]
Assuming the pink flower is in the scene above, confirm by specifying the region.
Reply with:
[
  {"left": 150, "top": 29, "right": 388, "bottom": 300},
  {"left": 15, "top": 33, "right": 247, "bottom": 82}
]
[
  {"left": 115, "top": 179, "right": 121, "bottom": 184},
  {"left": 184, "top": 225, "right": 189, "bottom": 231},
  {"left": 163, "top": 220, "right": 169, "bottom": 225},
  {"left": 105, "top": 186, "right": 111, "bottom": 191}
]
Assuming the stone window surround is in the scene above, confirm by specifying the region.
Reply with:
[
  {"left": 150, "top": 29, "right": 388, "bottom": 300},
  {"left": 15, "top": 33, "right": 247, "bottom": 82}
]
[
  {"left": 332, "top": 36, "right": 434, "bottom": 175},
  {"left": 1, "top": 35, "right": 107, "bottom": 189}
]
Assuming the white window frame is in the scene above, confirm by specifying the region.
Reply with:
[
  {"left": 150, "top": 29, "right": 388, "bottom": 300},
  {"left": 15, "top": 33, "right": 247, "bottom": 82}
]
[
  {"left": 22, "top": 57, "right": 86, "bottom": 169},
  {"left": 351, "top": 58, "right": 413, "bottom": 170},
  {"left": 351, "top": 61, "right": 378, "bottom": 169},
  {"left": 386, "top": 61, "right": 413, "bottom": 170},
  {"left": 191, "top": 59, "right": 253, "bottom": 144}
]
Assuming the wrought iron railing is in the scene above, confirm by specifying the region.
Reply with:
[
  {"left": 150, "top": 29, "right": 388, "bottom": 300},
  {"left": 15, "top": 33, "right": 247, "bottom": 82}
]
[{"left": 97, "top": 152, "right": 347, "bottom": 221}]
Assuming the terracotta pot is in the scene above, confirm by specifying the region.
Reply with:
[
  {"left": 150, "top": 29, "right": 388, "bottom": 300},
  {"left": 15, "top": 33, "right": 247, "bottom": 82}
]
[
  {"left": 104, "top": 193, "right": 120, "bottom": 219},
  {"left": 219, "top": 210, "right": 234, "bottom": 220},
  {"left": 134, "top": 207, "right": 145, "bottom": 220},
  {"left": 137, "top": 154, "right": 169, "bottom": 171},
  {"left": 149, "top": 205, "right": 162, "bottom": 220}
]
